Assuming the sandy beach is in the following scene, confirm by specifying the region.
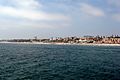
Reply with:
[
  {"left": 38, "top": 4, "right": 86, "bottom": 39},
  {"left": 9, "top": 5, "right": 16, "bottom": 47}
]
[{"left": 0, "top": 42, "right": 120, "bottom": 46}]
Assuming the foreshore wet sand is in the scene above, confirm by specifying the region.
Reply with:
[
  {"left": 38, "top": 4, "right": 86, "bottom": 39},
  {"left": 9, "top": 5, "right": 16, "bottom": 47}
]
[{"left": 0, "top": 42, "right": 120, "bottom": 46}]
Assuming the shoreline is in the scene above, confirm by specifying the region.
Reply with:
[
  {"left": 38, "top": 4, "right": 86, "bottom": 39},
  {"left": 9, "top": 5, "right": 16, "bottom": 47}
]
[{"left": 0, "top": 42, "right": 120, "bottom": 46}]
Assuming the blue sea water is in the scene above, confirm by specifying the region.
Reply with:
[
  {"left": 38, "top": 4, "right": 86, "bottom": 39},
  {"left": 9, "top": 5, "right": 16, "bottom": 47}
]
[{"left": 0, "top": 43, "right": 120, "bottom": 80}]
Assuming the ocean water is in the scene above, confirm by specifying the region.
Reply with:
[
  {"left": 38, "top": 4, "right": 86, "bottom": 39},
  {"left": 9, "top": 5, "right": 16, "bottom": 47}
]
[{"left": 0, "top": 43, "right": 120, "bottom": 80}]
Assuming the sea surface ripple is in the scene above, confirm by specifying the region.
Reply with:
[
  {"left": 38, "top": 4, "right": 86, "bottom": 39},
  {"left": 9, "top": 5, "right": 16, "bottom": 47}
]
[{"left": 0, "top": 43, "right": 120, "bottom": 80}]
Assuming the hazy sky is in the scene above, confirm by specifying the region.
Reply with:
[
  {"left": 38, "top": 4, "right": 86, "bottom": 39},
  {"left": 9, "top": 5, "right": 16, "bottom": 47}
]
[{"left": 0, "top": 0, "right": 120, "bottom": 39}]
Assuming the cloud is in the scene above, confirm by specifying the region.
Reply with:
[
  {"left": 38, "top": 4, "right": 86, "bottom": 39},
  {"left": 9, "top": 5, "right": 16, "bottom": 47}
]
[
  {"left": 0, "top": 19, "right": 70, "bottom": 30},
  {"left": 11, "top": 0, "right": 42, "bottom": 9},
  {"left": 0, "top": 0, "right": 69, "bottom": 21},
  {"left": 80, "top": 3, "right": 105, "bottom": 17},
  {"left": 0, "top": 5, "right": 68, "bottom": 21}
]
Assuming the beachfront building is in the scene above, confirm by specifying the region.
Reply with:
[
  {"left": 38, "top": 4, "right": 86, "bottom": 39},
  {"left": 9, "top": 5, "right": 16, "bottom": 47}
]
[
  {"left": 101, "top": 38, "right": 120, "bottom": 44},
  {"left": 79, "top": 37, "right": 95, "bottom": 43}
]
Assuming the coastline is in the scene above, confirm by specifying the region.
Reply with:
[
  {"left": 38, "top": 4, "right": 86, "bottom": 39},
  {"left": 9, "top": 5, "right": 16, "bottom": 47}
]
[{"left": 0, "top": 42, "right": 120, "bottom": 46}]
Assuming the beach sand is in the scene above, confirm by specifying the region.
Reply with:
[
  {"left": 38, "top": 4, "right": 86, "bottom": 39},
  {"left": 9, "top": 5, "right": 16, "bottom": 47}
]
[{"left": 0, "top": 42, "right": 120, "bottom": 46}]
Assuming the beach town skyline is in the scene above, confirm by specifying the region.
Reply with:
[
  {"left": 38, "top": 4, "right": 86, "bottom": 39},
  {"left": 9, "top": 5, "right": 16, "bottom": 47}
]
[{"left": 1, "top": 35, "right": 120, "bottom": 45}]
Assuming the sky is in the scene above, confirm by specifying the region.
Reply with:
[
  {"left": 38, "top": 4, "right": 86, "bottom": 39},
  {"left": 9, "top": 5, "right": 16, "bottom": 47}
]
[{"left": 0, "top": 0, "right": 120, "bottom": 39}]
